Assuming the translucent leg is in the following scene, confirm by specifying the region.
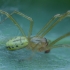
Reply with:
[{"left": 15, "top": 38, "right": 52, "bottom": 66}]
[
  {"left": 36, "top": 14, "right": 61, "bottom": 36},
  {"left": 46, "top": 32, "right": 70, "bottom": 49},
  {"left": 0, "top": 10, "right": 26, "bottom": 37},
  {"left": 0, "top": 11, "right": 15, "bottom": 24},
  {"left": 41, "top": 10, "right": 70, "bottom": 37},
  {"left": 0, "top": 10, "right": 34, "bottom": 38},
  {"left": 13, "top": 11, "right": 34, "bottom": 38}
]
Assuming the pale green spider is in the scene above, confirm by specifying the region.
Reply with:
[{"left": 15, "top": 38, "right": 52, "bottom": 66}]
[{"left": 0, "top": 10, "right": 70, "bottom": 53}]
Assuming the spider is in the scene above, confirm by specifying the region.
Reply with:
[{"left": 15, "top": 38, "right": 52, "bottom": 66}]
[{"left": 0, "top": 10, "right": 70, "bottom": 54}]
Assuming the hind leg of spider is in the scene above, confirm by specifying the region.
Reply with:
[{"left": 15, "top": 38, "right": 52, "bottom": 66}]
[
  {"left": 40, "top": 10, "right": 70, "bottom": 37},
  {"left": 0, "top": 11, "right": 16, "bottom": 24},
  {"left": 13, "top": 10, "right": 34, "bottom": 38},
  {"left": 0, "top": 10, "right": 26, "bottom": 36},
  {"left": 0, "top": 10, "right": 34, "bottom": 38},
  {"left": 46, "top": 32, "right": 70, "bottom": 50}
]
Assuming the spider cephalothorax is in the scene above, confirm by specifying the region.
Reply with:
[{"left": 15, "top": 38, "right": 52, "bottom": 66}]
[
  {"left": 29, "top": 37, "right": 49, "bottom": 52},
  {"left": 0, "top": 10, "right": 70, "bottom": 54}
]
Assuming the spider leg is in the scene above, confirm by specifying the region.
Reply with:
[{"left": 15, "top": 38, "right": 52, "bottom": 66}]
[
  {"left": 0, "top": 11, "right": 15, "bottom": 24},
  {"left": 13, "top": 11, "right": 34, "bottom": 38},
  {"left": 36, "top": 14, "right": 61, "bottom": 36},
  {"left": 41, "top": 10, "right": 70, "bottom": 37},
  {"left": 0, "top": 10, "right": 34, "bottom": 38},
  {"left": 8, "top": 11, "right": 34, "bottom": 38},
  {"left": 46, "top": 32, "right": 70, "bottom": 49},
  {"left": 0, "top": 10, "right": 26, "bottom": 37}
]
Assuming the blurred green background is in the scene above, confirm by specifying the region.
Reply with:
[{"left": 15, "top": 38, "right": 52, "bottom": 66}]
[{"left": 0, "top": 0, "right": 70, "bottom": 70}]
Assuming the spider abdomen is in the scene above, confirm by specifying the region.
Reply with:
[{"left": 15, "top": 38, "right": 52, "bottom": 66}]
[{"left": 6, "top": 36, "right": 28, "bottom": 51}]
